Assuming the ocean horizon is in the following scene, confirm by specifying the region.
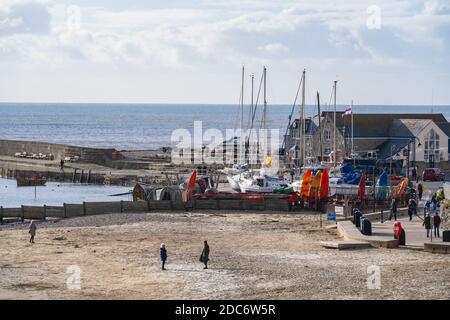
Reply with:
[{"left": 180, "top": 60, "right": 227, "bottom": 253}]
[{"left": 1, "top": 103, "right": 449, "bottom": 150}]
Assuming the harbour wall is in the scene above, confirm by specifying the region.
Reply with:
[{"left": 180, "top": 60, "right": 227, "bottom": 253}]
[
  {"left": 0, "top": 198, "right": 292, "bottom": 222},
  {"left": 0, "top": 140, "right": 116, "bottom": 166}
]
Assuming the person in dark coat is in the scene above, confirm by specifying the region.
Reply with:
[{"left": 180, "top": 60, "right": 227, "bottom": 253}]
[
  {"left": 28, "top": 220, "right": 37, "bottom": 243},
  {"left": 160, "top": 243, "right": 167, "bottom": 270},
  {"left": 408, "top": 198, "right": 417, "bottom": 221},
  {"left": 433, "top": 213, "right": 442, "bottom": 238},
  {"left": 389, "top": 197, "right": 398, "bottom": 221},
  {"left": 199, "top": 240, "right": 210, "bottom": 269},
  {"left": 412, "top": 168, "right": 417, "bottom": 182},
  {"left": 431, "top": 194, "right": 438, "bottom": 212},
  {"left": 417, "top": 183, "right": 423, "bottom": 201},
  {"left": 423, "top": 213, "right": 432, "bottom": 237},
  {"left": 424, "top": 200, "right": 431, "bottom": 217}
]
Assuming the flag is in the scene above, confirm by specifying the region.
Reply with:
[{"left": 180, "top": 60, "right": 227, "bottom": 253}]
[{"left": 342, "top": 106, "right": 352, "bottom": 117}]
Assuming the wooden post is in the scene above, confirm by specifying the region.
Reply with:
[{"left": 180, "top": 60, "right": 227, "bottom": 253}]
[
  {"left": 80, "top": 169, "right": 84, "bottom": 183},
  {"left": 72, "top": 169, "right": 77, "bottom": 183},
  {"left": 43, "top": 205, "right": 47, "bottom": 221},
  {"left": 63, "top": 203, "right": 67, "bottom": 218},
  {"left": 83, "top": 202, "right": 87, "bottom": 216},
  {"left": 21, "top": 205, "right": 25, "bottom": 222},
  {"left": 87, "top": 170, "right": 92, "bottom": 184},
  {"left": 120, "top": 200, "right": 124, "bottom": 213},
  {"left": 0, "top": 206, "right": 3, "bottom": 224}
]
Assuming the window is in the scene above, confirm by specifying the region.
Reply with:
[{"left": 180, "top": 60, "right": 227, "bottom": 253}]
[
  {"left": 424, "top": 129, "right": 441, "bottom": 162},
  {"left": 324, "top": 129, "right": 331, "bottom": 141}
]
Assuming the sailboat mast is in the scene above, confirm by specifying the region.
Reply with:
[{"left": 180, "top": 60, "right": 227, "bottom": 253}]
[
  {"left": 263, "top": 67, "right": 267, "bottom": 130},
  {"left": 317, "top": 92, "right": 322, "bottom": 162},
  {"left": 351, "top": 100, "right": 354, "bottom": 157},
  {"left": 300, "top": 69, "right": 306, "bottom": 166},
  {"left": 240, "top": 66, "right": 245, "bottom": 165},
  {"left": 251, "top": 74, "right": 254, "bottom": 123},
  {"left": 333, "top": 80, "right": 338, "bottom": 168}
]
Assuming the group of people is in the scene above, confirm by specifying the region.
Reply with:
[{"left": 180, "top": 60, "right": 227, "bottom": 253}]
[
  {"left": 160, "top": 240, "right": 210, "bottom": 271},
  {"left": 423, "top": 212, "right": 442, "bottom": 238},
  {"left": 27, "top": 221, "right": 211, "bottom": 269},
  {"left": 389, "top": 182, "right": 443, "bottom": 238}
]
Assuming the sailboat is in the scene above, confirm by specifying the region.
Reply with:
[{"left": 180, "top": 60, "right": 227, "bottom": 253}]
[
  {"left": 237, "top": 67, "right": 289, "bottom": 193},
  {"left": 225, "top": 66, "right": 249, "bottom": 192}
]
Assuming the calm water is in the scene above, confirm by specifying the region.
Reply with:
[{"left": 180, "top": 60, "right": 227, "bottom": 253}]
[
  {"left": 0, "top": 103, "right": 448, "bottom": 150},
  {"left": 0, "top": 178, "right": 131, "bottom": 208}
]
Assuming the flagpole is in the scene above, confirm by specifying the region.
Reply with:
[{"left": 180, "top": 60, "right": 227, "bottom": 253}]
[{"left": 351, "top": 100, "right": 354, "bottom": 157}]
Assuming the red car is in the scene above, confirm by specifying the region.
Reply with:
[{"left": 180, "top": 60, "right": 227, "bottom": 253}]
[{"left": 422, "top": 168, "right": 445, "bottom": 181}]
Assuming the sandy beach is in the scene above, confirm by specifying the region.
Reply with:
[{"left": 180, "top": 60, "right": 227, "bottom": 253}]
[{"left": 1, "top": 212, "right": 449, "bottom": 300}]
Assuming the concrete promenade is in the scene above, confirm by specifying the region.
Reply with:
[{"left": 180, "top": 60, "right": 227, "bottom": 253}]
[{"left": 371, "top": 181, "right": 447, "bottom": 247}]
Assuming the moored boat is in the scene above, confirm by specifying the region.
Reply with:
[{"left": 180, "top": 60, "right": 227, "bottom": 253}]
[{"left": 16, "top": 177, "right": 47, "bottom": 187}]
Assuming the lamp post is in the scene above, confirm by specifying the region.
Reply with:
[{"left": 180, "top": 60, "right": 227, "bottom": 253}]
[
  {"left": 390, "top": 144, "right": 397, "bottom": 176},
  {"left": 407, "top": 137, "right": 422, "bottom": 182}
]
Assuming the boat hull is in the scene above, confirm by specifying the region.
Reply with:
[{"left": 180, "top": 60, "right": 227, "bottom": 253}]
[{"left": 16, "top": 178, "right": 47, "bottom": 187}]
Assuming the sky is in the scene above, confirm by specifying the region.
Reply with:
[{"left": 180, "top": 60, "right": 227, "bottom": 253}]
[{"left": 0, "top": 0, "right": 449, "bottom": 105}]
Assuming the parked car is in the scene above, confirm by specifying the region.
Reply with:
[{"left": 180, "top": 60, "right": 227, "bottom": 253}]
[{"left": 422, "top": 168, "right": 445, "bottom": 181}]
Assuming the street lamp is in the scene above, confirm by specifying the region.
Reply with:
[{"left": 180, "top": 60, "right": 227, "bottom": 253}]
[
  {"left": 390, "top": 144, "right": 397, "bottom": 176},
  {"left": 407, "top": 137, "right": 422, "bottom": 182}
]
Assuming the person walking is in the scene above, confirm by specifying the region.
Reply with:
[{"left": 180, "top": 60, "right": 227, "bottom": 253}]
[
  {"left": 423, "top": 213, "right": 432, "bottom": 238},
  {"left": 417, "top": 183, "right": 424, "bottom": 201},
  {"left": 433, "top": 213, "right": 442, "bottom": 238},
  {"left": 424, "top": 200, "right": 431, "bottom": 218},
  {"left": 28, "top": 220, "right": 37, "bottom": 243},
  {"left": 412, "top": 167, "right": 417, "bottom": 182},
  {"left": 431, "top": 194, "right": 438, "bottom": 212},
  {"left": 408, "top": 198, "right": 417, "bottom": 221},
  {"left": 60, "top": 159, "right": 65, "bottom": 171},
  {"left": 389, "top": 197, "right": 398, "bottom": 221},
  {"left": 199, "top": 240, "right": 210, "bottom": 269},
  {"left": 160, "top": 243, "right": 167, "bottom": 270}
]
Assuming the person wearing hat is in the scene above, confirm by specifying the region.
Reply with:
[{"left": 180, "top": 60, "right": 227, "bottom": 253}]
[{"left": 160, "top": 243, "right": 168, "bottom": 270}]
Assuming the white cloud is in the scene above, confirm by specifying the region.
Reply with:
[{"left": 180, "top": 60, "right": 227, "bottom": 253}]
[
  {"left": 0, "top": 0, "right": 449, "bottom": 104},
  {"left": 257, "top": 43, "right": 290, "bottom": 54}
]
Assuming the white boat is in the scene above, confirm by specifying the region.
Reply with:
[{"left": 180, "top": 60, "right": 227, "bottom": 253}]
[
  {"left": 239, "top": 175, "right": 288, "bottom": 193},
  {"left": 227, "top": 174, "right": 243, "bottom": 192}
]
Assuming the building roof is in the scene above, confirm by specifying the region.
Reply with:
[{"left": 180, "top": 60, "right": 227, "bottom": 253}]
[
  {"left": 321, "top": 112, "right": 447, "bottom": 138},
  {"left": 437, "top": 122, "right": 450, "bottom": 137},
  {"left": 290, "top": 118, "right": 317, "bottom": 135},
  {"left": 388, "top": 119, "right": 432, "bottom": 137}
]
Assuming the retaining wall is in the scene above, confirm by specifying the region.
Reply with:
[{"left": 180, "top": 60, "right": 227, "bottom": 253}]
[
  {"left": 0, "top": 139, "right": 115, "bottom": 166},
  {"left": 0, "top": 198, "right": 293, "bottom": 223}
]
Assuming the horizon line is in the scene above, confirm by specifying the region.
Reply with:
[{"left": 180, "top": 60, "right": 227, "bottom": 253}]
[{"left": 0, "top": 101, "right": 449, "bottom": 107}]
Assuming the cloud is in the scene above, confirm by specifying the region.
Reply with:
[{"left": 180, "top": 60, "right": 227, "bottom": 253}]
[
  {"left": 0, "top": 0, "right": 449, "bottom": 104},
  {"left": 0, "top": 0, "right": 51, "bottom": 36},
  {"left": 257, "top": 43, "right": 290, "bottom": 55}
]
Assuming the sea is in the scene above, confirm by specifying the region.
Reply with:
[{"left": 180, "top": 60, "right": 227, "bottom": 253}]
[
  {"left": 1, "top": 103, "right": 449, "bottom": 150},
  {"left": 0, "top": 178, "right": 131, "bottom": 208}
]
